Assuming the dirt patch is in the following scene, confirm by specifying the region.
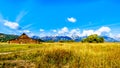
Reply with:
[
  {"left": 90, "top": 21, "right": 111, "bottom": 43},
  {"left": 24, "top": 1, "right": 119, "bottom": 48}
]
[{"left": 0, "top": 60, "right": 35, "bottom": 68}]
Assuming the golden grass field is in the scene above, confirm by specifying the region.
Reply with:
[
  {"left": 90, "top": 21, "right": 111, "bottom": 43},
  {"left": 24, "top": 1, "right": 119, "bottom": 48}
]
[{"left": 0, "top": 42, "right": 120, "bottom": 68}]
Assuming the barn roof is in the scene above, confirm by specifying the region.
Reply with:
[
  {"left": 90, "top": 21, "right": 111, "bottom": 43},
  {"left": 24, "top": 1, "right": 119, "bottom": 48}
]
[{"left": 18, "top": 33, "right": 31, "bottom": 39}]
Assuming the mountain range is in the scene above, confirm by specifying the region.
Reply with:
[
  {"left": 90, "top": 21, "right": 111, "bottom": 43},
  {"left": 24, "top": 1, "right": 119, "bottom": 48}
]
[
  {"left": 32, "top": 35, "right": 119, "bottom": 42},
  {"left": 0, "top": 33, "right": 119, "bottom": 42}
]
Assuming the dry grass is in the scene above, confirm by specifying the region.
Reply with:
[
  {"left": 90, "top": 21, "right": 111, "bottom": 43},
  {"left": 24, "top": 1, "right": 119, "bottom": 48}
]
[{"left": 0, "top": 42, "right": 120, "bottom": 68}]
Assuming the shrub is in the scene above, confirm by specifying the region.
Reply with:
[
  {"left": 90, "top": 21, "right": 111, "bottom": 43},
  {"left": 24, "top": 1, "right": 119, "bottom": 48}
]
[
  {"left": 46, "top": 40, "right": 55, "bottom": 43},
  {"left": 81, "top": 34, "right": 104, "bottom": 43}
]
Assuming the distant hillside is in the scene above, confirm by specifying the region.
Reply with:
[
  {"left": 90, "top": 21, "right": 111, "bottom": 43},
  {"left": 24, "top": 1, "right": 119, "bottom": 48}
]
[
  {"left": 39, "top": 36, "right": 119, "bottom": 42},
  {"left": 102, "top": 36, "right": 119, "bottom": 42},
  {"left": 31, "top": 36, "right": 44, "bottom": 42},
  {"left": 0, "top": 33, "right": 44, "bottom": 42},
  {"left": 0, "top": 33, "right": 18, "bottom": 42},
  {"left": 0, "top": 33, "right": 119, "bottom": 42}
]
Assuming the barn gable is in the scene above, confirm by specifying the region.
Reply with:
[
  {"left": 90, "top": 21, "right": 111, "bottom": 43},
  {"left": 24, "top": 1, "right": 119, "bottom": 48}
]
[{"left": 18, "top": 33, "right": 31, "bottom": 39}]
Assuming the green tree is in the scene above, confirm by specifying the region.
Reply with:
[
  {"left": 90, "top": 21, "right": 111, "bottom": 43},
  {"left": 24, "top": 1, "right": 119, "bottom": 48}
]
[{"left": 81, "top": 34, "right": 104, "bottom": 43}]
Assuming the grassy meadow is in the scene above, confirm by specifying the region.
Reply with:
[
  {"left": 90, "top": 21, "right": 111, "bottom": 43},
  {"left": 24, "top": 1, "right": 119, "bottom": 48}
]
[{"left": 0, "top": 42, "right": 120, "bottom": 68}]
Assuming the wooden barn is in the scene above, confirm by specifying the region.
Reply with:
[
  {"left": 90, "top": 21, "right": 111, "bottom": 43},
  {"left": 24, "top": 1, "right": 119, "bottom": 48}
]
[{"left": 8, "top": 33, "right": 39, "bottom": 44}]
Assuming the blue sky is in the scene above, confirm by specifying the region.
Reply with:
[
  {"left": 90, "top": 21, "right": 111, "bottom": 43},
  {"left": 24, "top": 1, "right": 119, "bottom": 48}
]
[{"left": 0, "top": 0, "right": 120, "bottom": 37}]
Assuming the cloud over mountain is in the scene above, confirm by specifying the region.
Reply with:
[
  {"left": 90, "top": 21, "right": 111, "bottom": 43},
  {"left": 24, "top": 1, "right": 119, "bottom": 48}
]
[
  {"left": 58, "top": 27, "right": 69, "bottom": 34},
  {"left": 39, "top": 26, "right": 111, "bottom": 37}
]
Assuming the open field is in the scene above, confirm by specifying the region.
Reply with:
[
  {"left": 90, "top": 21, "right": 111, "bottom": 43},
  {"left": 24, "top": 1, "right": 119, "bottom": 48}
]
[{"left": 0, "top": 42, "right": 120, "bottom": 68}]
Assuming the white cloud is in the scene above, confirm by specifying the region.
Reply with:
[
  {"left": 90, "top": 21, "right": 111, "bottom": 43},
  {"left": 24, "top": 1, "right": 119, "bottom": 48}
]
[
  {"left": 28, "top": 33, "right": 35, "bottom": 37},
  {"left": 112, "top": 34, "right": 120, "bottom": 39},
  {"left": 0, "top": 12, "right": 33, "bottom": 35},
  {"left": 67, "top": 17, "right": 77, "bottom": 23},
  {"left": 19, "top": 30, "right": 30, "bottom": 33},
  {"left": 40, "top": 29, "right": 44, "bottom": 32},
  {"left": 61, "top": 27, "right": 68, "bottom": 32},
  {"left": 81, "top": 30, "right": 94, "bottom": 36},
  {"left": 4, "top": 20, "right": 19, "bottom": 30},
  {"left": 19, "top": 30, "right": 34, "bottom": 37},
  {"left": 39, "top": 33, "right": 46, "bottom": 37},
  {"left": 58, "top": 27, "right": 69, "bottom": 34},
  {"left": 23, "top": 30, "right": 30, "bottom": 33},
  {"left": 51, "top": 26, "right": 111, "bottom": 37},
  {"left": 55, "top": 27, "right": 80, "bottom": 37},
  {"left": 69, "top": 28, "right": 81, "bottom": 36},
  {"left": 52, "top": 30, "right": 57, "bottom": 32},
  {"left": 80, "top": 26, "right": 111, "bottom": 36},
  {"left": 117, "top": 34, "right": 120, "bottom": 37},
  {"left": 95, "top": 26, "right": 111, "bottom": 35},
  {"left": 109, "top": 33, "right": 115, "bottom": 38}
]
